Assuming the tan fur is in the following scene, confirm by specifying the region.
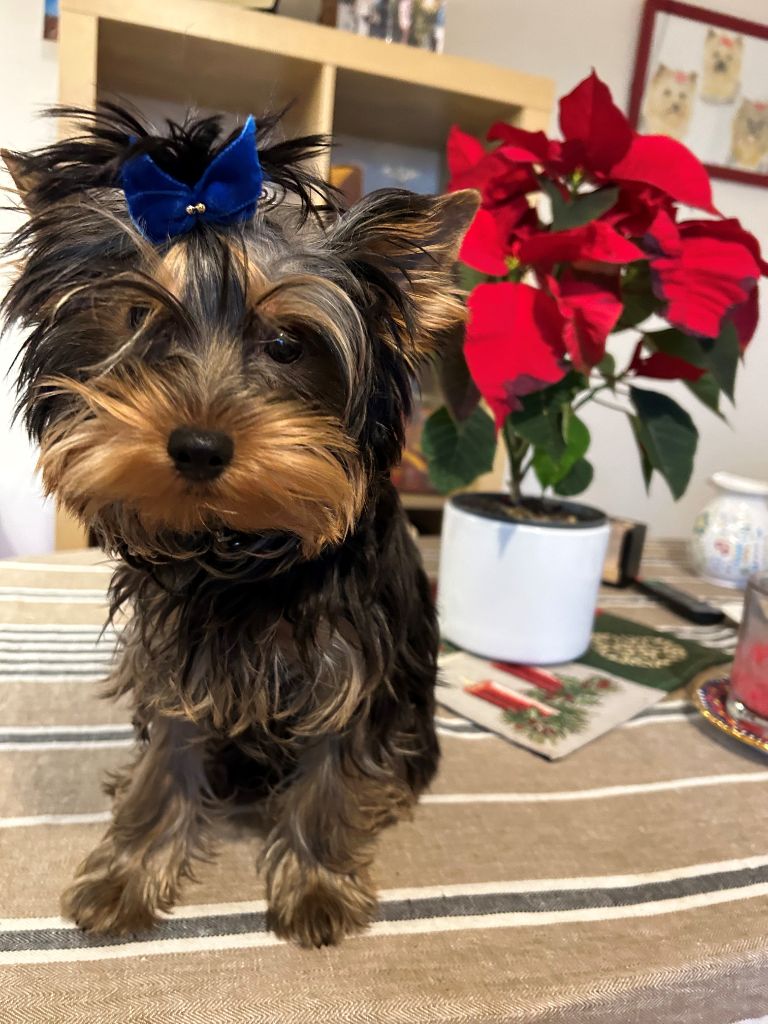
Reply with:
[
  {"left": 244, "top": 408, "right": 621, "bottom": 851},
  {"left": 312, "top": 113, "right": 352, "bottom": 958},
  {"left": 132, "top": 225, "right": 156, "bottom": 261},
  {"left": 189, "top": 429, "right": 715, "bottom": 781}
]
[
  {"left": 701, "top": 28, "right": 743, "bottom": 104},
  {"left": 1, "top": 148, "right": 43, "bottom": 206},
  {"left": 262, "top": 733, "right": 414, "bottom": 947},
  {"left": 730, "top": 98, "right": 768, "bottom": 171},
  {"left": 62, "top": 718, "right": 217, "bottom": 934},
  {"left": 37, "top": 359, "right": 367, "bottom": 558},
  {"left": 341, "top": 190, "right": 476, "bottom": 365},
  {"left": 642, "top": 65, "right": 697, "bottom": 140},
  {"left": 108, "top": 605, "right": 369, "bottom": 740}
]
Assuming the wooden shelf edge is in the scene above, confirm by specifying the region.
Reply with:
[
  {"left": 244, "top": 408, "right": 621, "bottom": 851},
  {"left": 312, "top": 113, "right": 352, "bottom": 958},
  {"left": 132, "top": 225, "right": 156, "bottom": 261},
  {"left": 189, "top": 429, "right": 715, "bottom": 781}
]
[{"left": 62, "top": 0, "right": 554, "bottom": 112}]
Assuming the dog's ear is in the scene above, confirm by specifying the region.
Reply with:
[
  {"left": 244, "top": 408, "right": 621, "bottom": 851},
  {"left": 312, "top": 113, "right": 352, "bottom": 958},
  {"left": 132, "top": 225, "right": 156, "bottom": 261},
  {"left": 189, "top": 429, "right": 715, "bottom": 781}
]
[
  {"left": 653, "top": 63, "right": 668, "bottom": 78},
  {"left": 707, "top": 27, "right": 716, "bottom": 39},
  {"left": 2, "top": 150, "right": 42, "bottom": 210},
  {"left": 734, "top": 34, "right": 744, "bottom": 49},
  {"left": 328, "top": 188, "right": 480, "bottom": 360},
  {"left": 688, "top": 71, "right": 698, "bottom": 83}
]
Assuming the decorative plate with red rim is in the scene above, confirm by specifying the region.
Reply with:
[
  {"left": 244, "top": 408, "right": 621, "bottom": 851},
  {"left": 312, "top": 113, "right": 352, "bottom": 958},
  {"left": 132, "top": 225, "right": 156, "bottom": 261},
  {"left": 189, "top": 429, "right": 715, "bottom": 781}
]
[{"left": 692, "top": 677, "right": 768, "bottom": 754}]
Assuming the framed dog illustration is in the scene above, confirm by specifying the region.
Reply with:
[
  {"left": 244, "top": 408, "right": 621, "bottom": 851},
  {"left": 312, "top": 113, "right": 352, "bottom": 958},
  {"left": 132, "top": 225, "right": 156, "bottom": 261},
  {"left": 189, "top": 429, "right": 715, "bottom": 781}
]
[{"left": 629, "top": 0, "right": 768, "bottom": 187}]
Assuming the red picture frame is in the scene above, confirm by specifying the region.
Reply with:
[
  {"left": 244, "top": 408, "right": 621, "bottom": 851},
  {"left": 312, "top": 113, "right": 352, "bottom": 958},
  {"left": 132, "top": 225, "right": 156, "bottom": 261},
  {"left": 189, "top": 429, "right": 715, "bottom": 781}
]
[{"left": 629, "top": 0, "right": 768, "bottom": 188}]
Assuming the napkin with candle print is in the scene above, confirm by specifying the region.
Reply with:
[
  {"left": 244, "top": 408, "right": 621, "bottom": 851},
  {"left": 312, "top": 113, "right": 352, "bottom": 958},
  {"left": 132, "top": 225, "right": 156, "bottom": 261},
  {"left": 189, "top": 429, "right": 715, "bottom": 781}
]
[{"left": 437, "top": 652, "right": 666, "bottom": 759}]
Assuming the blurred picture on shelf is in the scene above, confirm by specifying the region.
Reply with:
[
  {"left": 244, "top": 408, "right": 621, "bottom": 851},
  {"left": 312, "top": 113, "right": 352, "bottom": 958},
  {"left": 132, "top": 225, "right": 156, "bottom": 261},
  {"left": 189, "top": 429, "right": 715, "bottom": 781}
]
[
  {"left": 43, "top": 0, "right": 58, "bottom": 40},
  {"left": 335, "top": 0, "right": 446, "bottom": 53}
]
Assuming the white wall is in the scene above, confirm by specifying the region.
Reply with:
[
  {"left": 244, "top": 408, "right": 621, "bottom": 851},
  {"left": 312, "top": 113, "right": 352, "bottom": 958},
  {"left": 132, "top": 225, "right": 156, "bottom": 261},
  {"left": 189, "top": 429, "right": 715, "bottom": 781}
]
[
  {"left": 0, "top": 0, "right": 765, "bottom": 551},
  {"left": 0, "top": 1, "right": 58, "bottom": 556},
  {"left": 445, "top": 0, "right": 768, "bottom": 537}
]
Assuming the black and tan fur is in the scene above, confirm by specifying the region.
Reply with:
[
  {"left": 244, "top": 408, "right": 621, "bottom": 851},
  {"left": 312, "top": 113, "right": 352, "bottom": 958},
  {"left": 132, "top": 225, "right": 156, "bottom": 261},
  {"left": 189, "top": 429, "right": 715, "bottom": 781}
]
[{"left": 1, "top": 106, "right": 478, "bottom": 946}]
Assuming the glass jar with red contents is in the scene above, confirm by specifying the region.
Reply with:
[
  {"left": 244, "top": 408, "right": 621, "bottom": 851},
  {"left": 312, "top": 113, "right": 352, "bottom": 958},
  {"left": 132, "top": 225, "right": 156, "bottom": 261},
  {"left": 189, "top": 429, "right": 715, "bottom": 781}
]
[{"left": 727, "top": 573, "right": 768, "bottom": 737}]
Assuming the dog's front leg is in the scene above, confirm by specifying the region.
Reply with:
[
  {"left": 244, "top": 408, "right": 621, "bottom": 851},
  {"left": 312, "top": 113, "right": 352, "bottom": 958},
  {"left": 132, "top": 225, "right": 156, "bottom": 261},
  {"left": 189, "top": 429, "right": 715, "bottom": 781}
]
[
  {"left": 62, "top": 717, "right": 216, "bottom": 934},
  {"left": 263, "top": 732, "right": 412, "bottom": 947}
]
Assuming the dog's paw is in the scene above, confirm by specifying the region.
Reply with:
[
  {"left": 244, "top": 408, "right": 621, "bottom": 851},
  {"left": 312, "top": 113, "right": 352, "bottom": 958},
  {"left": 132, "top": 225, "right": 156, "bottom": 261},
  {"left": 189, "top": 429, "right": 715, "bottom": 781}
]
[
  {"left": 61, "top": 870, "right": 159, "bottom": 936},
  {"left": 266, "top": 854, "right": 378, "bottom": 948}
]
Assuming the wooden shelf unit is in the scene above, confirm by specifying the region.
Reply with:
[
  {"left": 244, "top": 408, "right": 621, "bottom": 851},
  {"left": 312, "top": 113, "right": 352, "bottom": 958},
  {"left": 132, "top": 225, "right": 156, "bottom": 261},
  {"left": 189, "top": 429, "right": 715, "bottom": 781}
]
[
  {"left": 61, "top": 0, "right": 554, "bottom": 155},
  {"left": 54, "top": 0, "right": 554, "bottom": 547}
]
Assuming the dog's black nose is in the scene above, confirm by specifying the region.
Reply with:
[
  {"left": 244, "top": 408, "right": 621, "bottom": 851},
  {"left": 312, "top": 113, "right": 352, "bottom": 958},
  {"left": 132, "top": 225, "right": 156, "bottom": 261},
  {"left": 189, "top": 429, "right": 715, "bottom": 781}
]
[{"left": 167, "top": 427, "right": 233, "bottom": 482}]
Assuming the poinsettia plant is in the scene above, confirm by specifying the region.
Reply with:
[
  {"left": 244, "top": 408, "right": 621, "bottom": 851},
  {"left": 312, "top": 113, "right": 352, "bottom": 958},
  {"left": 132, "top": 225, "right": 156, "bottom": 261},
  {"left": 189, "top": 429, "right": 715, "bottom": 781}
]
[{"left": 423, "top": 72, "right": 767, "bottom": 504}]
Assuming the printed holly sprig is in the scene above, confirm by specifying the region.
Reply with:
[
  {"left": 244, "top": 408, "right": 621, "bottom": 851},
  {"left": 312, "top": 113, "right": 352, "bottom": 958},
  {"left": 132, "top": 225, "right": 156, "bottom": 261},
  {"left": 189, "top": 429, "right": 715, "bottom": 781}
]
[{"left": 500, "top": 671, "right": 616, "bottom": 744}]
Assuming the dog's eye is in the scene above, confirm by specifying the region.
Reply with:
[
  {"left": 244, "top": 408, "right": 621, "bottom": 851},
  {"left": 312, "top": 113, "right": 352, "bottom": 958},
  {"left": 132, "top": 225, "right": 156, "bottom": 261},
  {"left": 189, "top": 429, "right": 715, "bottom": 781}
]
[
  {"left": 663, "top": 87, "right": 672, "bottom": 97},
  {"left": 264, "top": 335, "right": 303, "bottom": 365}
]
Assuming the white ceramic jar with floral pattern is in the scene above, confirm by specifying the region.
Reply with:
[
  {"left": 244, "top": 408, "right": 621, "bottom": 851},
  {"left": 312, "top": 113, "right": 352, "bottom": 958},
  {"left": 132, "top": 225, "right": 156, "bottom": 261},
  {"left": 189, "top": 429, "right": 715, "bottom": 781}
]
[{"left": 691, "top": 472, "right": 768, "bottom": 589}]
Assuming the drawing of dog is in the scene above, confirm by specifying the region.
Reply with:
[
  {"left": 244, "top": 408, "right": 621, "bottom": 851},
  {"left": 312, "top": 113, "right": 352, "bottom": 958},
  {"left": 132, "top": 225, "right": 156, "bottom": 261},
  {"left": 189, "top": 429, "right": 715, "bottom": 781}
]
[
  {"left": 700, "top": 28, "right": 743, "bottom": 104},
  {"left": 642, "top": 65, "right": 697, "bottom": 140},
  {"left": 730, "top": 98, "right": 768, "bottom": 171}
]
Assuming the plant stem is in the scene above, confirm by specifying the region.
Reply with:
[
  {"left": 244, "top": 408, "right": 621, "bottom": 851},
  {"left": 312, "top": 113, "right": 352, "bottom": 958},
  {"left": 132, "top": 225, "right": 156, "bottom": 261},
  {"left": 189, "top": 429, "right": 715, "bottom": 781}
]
[
  {"left": 572, "top": 381, "right": 612, "bottom": 412},
  {"left": 502, "top": 421, "right": 530, "bottom": 506},
  {"left": 593, "top": 396, "right": 630, "bottom": 414}
]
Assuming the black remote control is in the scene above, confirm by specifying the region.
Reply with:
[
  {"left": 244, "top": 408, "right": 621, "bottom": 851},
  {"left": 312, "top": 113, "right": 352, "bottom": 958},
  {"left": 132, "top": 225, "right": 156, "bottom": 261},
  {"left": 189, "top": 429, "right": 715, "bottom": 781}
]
[{"left": 635, "top": 578, "right": 726, "bottom": 625}]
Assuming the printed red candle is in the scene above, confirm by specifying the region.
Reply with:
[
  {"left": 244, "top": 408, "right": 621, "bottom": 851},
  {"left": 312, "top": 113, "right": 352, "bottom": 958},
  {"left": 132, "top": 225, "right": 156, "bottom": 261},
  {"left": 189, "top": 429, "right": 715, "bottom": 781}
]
[{"left": 464, "top": 679, "right": 556, "bottom": 716}]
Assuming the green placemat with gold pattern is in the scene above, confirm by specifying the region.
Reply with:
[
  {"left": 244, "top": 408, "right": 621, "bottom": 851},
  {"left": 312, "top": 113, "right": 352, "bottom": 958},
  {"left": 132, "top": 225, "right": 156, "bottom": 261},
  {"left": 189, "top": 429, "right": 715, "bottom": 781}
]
[{"left": 579, "top": 612, "right": 731, "bottom": 691}]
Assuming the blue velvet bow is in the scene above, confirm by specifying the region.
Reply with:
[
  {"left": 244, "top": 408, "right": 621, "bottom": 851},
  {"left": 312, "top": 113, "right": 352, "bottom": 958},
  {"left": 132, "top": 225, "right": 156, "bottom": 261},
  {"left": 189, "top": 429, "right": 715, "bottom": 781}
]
[{"left": 121, "top": 116, "right": 264, "bottom": 245}]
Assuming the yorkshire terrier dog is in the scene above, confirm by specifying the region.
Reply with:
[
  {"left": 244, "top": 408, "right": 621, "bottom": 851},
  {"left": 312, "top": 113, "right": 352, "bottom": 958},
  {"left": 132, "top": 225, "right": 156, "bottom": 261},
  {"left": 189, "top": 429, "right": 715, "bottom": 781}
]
[{"left": 2, "top": 107, "right": 477, "bottom": 947}]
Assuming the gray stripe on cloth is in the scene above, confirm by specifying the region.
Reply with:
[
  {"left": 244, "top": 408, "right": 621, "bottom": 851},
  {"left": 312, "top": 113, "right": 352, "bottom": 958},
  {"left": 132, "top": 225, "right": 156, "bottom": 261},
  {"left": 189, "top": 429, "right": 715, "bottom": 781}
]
[{"left": 3, "top": 863, "right": 768, "bottom": 953}]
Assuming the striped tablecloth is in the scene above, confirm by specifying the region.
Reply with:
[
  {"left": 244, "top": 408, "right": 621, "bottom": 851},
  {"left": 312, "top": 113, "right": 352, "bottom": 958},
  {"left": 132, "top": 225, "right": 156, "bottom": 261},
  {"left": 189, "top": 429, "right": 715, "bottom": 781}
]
[{"left": 1, "top": 540, "right": 767, "bottom": 1024}]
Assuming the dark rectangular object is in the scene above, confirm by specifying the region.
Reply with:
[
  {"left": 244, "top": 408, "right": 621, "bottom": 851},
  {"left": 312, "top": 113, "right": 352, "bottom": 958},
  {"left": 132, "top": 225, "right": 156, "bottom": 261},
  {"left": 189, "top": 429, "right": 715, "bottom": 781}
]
[{"left": 602, "top": 517, "right": 647, "bottom": 587}]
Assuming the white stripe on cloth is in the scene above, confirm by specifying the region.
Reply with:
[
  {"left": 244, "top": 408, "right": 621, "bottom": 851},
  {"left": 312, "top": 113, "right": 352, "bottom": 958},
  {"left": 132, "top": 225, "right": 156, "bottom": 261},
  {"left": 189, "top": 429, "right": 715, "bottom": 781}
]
[
  {"left": 7, "top": 852, "right": 768, "bottom": 931},
  {"left": 0, "top": 562, "right": 113, "bottom": 574},
  {"left": 1, "top": 883, "right": 766, "bottom": 965},
  {"left": 0, "top": 624, "right": 116, "bottom": 634},
  {"left": 2, "top": 771, "right": 768, "bottom": 819},
  {"left": 0, "top": 593, "right": 107, "bottom": 605},
  {"left": 623, "top": 712, "right": 696, "bottom": 729},
  {"left": 0, "top": 812, "right": 112, "bottom": 830},
  {"left": 0, "top": 675, "right": 109, "bottom": 685},
  {"left": 0, "top": 740, "right": 132, "bottom": 752},
  {"left": 0, "top": 645, "right": 114, "bottom": 656},
  {"left": 421, "top": 772, "right": 768, "bottom": 803},
  {"left": 0, "top": 725, "right": 129, "bottom": 736}
]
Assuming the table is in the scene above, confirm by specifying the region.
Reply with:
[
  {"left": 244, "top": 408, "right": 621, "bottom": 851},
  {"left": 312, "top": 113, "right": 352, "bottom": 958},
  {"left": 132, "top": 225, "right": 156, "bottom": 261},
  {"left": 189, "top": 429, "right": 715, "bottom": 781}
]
[{"left": 0, "top": 540, "right": 766, "bottom": 1023}]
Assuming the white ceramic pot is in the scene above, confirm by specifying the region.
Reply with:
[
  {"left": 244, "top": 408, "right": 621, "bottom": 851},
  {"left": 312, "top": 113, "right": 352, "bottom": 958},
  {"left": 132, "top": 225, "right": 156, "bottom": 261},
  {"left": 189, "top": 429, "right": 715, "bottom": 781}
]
[
  {"left": 438, "top": 494, "right": 610, "bottom": 665},
  {"left": 691, "top": 472, "right": 768, "bottom": 589}
]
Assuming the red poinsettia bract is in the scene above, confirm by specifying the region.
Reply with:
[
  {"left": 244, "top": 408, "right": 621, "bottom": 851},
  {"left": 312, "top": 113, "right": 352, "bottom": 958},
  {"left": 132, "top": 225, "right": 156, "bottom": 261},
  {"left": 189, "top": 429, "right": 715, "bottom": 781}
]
[{"left": 447, "top": 70, "right": 764, "bottom": 418}]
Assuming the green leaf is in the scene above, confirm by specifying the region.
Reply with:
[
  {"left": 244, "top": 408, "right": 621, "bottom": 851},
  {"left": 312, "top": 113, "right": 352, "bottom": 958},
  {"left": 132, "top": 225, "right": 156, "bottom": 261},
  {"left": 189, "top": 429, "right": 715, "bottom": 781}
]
[
  {"left": 629, "top": 387, "right": 699, "bottom": 500},
  {"left": 702, "top": 320, "right": 740, "bottom": 402},
  {"left": 438, "top": 323, "right": 481, "bottom": 423},
  {"left": 422, "top": 405, "right": 496, "bottom": 494},
  {"left": 643, "top": 320, "right": 741, "bottom": 402},
  {"left": 532, "top": 414, "right": 590, "bottom": 489},
  {"left": 596, "top": 352, "right": 616, "bottom": 380},
  {"left": 684, "top": 372, "right": 725, "bottom": 420},
  {"left": 507, "top": 372, "right": 588, "bottom": 457},
  {"left": 538, "top": 177, "right": 569, "bottom": 228},
  {"left": 616, "top": 261, "right": 660, "bottom": 330},
  {"left": 554, "top": 458, "right": 594, "bottom": 496},
  {"left": 509, "top": 403, "right": 564, "bottom": 457},
  {"left": 629, "top": 415, "right": 655, "bottom": 492},
  {"left": 644, "top": 328, "right": 709, "bottom": 368},
  {"left": 549, "top": 186, "right": 620, "bottom": 232},
  {"left": 457, "top": 262, "right": 490, "bottom": 292}
]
